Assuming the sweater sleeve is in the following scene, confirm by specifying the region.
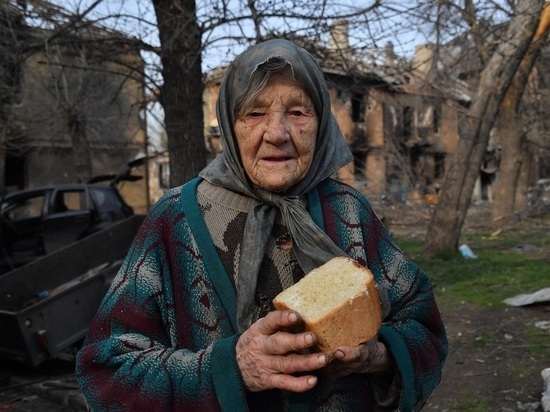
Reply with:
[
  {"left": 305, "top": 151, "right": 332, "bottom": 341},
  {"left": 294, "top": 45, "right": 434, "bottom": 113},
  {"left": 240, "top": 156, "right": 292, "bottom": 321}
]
[
  {"left": 75, "top": 189, "right": 248, "bottom": 412},
  {"left": 318, "top": 180, "right": 448, "bottom": 411}
]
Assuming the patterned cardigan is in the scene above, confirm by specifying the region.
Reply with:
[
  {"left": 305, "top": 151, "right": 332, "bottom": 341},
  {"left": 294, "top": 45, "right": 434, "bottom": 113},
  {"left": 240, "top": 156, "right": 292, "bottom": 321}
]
[{"left": 76, "top": 177, "right": 448, "bottom": 411}]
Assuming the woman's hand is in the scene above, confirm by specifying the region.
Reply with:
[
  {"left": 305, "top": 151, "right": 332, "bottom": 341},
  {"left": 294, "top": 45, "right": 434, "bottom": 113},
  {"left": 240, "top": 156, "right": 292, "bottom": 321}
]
[
  {"left": 321, "top": 338, "right": 395, "bottom": 380},
  {"left": 236, "top": 310, "right": 329, "bottom": 393}
]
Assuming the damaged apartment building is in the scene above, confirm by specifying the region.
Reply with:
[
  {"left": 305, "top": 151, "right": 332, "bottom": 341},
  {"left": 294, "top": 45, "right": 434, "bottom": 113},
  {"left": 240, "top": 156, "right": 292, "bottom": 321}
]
[
  {"left": 1, "top": 2, "right": 149, "bottom": 213},
  {"left": 202, "top": 21, "right": 465, "bottom": 204}
]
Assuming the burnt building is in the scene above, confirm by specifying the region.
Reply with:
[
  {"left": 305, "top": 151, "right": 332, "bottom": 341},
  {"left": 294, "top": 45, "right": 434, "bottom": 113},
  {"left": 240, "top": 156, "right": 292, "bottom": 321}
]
[{"left": 2, "top": 3, "right": 149, "bottom": 213}]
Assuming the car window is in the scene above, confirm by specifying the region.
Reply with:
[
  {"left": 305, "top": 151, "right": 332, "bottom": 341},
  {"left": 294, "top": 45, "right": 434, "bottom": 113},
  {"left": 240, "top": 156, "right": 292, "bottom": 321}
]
[
  {"left": 90, "top": 187, "right": 129, "bottom": 220},
  {"left": 90, "top": 188, "right": 106, "bottom": 209},
  {"left": 2, "top": 194, "right": 45, "bottom": 221},
  {"left": 56, "top": 190, "right": 87, "bottom": 212}
]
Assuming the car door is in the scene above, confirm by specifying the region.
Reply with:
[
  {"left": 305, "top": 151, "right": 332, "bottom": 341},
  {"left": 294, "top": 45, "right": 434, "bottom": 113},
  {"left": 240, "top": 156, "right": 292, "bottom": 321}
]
[
  {"left": 41, "top": 188, "right": 92, "bottom": 254},
  {"left": 1, "top": 191, "right": 47, "bottom": 259}
]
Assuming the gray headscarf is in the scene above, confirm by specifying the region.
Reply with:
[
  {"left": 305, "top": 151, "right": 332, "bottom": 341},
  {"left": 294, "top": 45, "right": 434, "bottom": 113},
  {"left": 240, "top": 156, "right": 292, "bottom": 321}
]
[{"left": 199, "top": 39, "right": 353, "bottom": 332}]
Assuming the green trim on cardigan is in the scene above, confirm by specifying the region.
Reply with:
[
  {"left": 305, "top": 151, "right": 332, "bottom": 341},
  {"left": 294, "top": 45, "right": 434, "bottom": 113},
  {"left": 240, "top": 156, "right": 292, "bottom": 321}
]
[
  {"left": 184, "top": 178, "right": 320, "bottom": 411},
  {"left": 379, "top": 324, "right": 415, "bottom": 411},
  {"left": 307, "top": 185, "right": 325, "bottom": 231},
  {"left": 212, "top": 335, "right": 248, "bottom": 412},
  {"left": 180, "top": 177, "right": 238, "bottom": 332}
]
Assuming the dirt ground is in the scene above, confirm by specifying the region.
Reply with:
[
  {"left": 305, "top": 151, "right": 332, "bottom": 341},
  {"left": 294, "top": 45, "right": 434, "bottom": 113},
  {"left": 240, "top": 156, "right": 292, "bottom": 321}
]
[
  {"left": 426, "top": 302, "right": 549, "bottom": 411},
  {"left": 1, "top": 202, "right": 549, "bottom": 411},
  {"left": 0, "top": 358, "right": 84, "bottom": 411},
  {"left": 384, "top": 201, "right": 550, "bottom": 412}
]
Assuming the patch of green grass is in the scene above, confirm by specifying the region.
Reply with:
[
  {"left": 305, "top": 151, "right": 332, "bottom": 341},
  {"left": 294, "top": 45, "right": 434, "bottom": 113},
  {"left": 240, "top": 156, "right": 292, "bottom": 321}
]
[
  {"left": 473, "top": 336, "right": 488, "bottom": 346},
  {"left": 395, "top": 230, "right": 550, "bottom": 309},
  {"left": 440, "top": 395, "right": 492, "bottom": 411},
  {"left": 506, "top": 365, "right": 535, "bottom": 382},
  {"left": 395, "top": 224, "right": 550, "bottom": 412},
  {"left": 524, "top": 324, "right": 550, "bottom": 357}
]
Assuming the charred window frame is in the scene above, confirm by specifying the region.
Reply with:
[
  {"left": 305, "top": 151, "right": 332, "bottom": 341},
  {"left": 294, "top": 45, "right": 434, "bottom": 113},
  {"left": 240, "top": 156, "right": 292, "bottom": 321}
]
[
  {"left": 403, "top": 106, "right": 413, "bottom": 138},
  {"left": 159, "top": 163, "right": 170, "bottom": 189},
  {"left": 433, "top": 105, "right": 441, "bottom": 133},
  {"left": 434, "top": 153, "right": 445, "bottom": 180},
  {"left": 351, "top": 93, "right": 365, "bottom": 123}
]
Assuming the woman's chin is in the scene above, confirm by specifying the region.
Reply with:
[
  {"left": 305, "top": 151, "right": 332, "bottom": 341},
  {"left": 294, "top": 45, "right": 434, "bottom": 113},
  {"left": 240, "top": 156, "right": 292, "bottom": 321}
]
[{"left": 254, "top": 178, "right": 293, "bottom": 193}]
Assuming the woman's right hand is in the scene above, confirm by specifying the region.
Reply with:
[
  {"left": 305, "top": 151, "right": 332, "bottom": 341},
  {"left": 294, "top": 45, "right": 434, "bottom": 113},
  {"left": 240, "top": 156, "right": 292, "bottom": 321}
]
[{"left": 236, "top": 310, "right": 329, "bottom": 393}]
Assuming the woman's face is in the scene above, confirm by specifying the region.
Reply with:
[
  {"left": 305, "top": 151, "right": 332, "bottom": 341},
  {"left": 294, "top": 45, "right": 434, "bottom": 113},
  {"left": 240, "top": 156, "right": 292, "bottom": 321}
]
[{"left": 234, "top": 68, "right": 318, "bottom": 193}]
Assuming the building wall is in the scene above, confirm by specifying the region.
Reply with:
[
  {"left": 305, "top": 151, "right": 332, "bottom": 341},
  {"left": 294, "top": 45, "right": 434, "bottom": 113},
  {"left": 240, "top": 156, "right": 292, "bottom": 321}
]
[
  {"left": 8, "top": 41, "right": 149, "bottom": 214},
  {"left": 328, "top": 87, "right": 354, "bottom": 187},
  {"left": 440, "top": 103, "right": 460, "bottom": 155},
  {"left": 201, "top": 67, "right": 463, "bottom": 201},
  {"left": 364, "top": 89, "right": 387, "bottom": 194}
]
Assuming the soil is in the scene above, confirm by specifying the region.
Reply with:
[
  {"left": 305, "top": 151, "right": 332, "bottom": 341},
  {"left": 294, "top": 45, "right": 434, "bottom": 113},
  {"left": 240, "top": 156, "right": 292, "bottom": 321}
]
[
  {"left": 0, "top": 359, "right": 84, "bottom": 411},
  {"left": 1, "top": 202, "right": 549, "bottom": 411},
  {"left": 383, "top": 200, "right": 550, "bottom": 412},
  {"left": 426, "top": 302, "right": 549, "bottom": 411}
]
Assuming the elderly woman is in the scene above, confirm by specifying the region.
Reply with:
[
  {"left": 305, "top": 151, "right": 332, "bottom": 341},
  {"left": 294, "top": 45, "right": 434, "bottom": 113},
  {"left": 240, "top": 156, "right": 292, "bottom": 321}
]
[{"left": 76, "top": 39, "right": 447, "bottom": 411}]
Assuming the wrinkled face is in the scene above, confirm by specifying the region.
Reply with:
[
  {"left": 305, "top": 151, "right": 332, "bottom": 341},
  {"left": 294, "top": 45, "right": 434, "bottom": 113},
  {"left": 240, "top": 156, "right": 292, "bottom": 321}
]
[{"left": 234, "top": 68, "right": 318, "bottom": 193}]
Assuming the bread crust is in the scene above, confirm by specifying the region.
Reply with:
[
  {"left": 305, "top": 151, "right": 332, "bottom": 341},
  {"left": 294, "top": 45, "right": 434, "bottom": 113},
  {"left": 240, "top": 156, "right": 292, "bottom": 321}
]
[{"left": 273, "top": 257, "right": 382, "bottom": 356}]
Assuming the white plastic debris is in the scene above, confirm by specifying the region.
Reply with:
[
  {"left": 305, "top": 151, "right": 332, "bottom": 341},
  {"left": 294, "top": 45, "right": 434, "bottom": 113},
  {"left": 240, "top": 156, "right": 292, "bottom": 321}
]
[
  {"left": 535, "top": 321, "right": 550, "bottom": 331},
  {"left": 459, "top": 244, "right": 477, "bottom": 259},
  {"left": 503, "top": 288, "right": 550, "bottom": 307}
]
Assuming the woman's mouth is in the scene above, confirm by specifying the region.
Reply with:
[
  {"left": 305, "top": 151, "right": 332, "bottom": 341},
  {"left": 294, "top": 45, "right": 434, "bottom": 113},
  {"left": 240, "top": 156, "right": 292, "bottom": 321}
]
[{"left": 263, "top": 156, "right": 291, "bottom": 162}]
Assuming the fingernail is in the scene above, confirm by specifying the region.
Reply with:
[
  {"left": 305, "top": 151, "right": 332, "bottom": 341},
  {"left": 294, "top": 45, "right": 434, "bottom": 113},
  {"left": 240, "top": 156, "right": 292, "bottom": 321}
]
[
  {"left": 334, "top": 350, "right": 344, "bottom": 359},
  {"left": 307, "top": 376, "right": 317, "bottom": 386},
  {"left": 304, "top": 333, "right": 315, "bottom": 345},
  {"left": 318, "top": 354, "right": 328, "bottom": 365},
  {"left": 288, "top": 312, "right": 298, "bottom": 323}
]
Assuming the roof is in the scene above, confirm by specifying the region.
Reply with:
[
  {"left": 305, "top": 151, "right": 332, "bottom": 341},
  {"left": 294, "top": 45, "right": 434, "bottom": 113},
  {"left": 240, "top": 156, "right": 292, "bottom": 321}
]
[{"left": 204, "top": 33, "right": 399, "bottom": 91}]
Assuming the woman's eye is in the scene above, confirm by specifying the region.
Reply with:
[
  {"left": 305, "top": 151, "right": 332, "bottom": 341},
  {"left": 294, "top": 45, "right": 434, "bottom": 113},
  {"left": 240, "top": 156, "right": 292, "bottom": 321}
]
[
  {"left": 289, "top": 110, "right": 304, "bottom": 117},
  {"left": 247, "top": 111, "right": 265, "bottom": 118}
]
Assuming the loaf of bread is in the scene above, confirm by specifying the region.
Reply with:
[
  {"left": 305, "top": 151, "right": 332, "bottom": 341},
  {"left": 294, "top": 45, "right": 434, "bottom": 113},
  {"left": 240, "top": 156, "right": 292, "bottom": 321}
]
[{"left": 273, "top": 257, "right": 382, "bottom": 356}]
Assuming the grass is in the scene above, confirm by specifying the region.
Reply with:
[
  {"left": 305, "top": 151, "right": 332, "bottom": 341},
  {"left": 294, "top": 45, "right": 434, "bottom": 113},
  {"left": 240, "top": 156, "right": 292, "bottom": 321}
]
[
  {"left": 394, "top": 228, "right": 550, "bottom": 309},
  {"left": 392, "top": 219, "right": 550, "bottom": 410},
  {"left": 442, "top": 396, "right": 492, "bottom": 412},
  {"left": 525, "top": 324, "right": 550, "bottom": 356}
]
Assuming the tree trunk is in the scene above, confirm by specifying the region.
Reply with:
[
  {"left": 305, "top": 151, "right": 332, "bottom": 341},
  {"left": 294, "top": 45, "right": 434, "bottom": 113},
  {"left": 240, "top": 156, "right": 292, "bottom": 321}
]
[
  {"left": 152, "top": 0, "right": 206, "bottom": 187},
  {"left": 491, "top": 2, "right": 550, "bottom": 220},
  {"left": 68, "top": 111, "right": 93, "bottom": 183},
  {"left": 515, "top": 138, "right": 531, "bottom": 210},
  {"left": 422, "top": 0, "right": 544, "bottom": 259},
  {"left": 491, "top": 119, "right": 525, "bottom": 221},
  {"left": 0, "top": 3, "right": 25, "bottom": 194}
]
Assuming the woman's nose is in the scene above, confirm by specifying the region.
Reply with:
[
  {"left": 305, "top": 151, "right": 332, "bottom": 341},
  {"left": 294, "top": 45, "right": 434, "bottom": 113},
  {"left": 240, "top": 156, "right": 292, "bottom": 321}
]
[{"left": 263, "top": 112, "right": 289, "bottom": 144}]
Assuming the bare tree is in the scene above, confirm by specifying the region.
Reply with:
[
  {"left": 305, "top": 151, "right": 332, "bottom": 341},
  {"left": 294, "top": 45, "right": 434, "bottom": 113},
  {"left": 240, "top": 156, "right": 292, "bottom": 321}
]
[
  {"left": 0, "top": 0, "right": 149, "bottom": 192},
  {"left": 152, "top": 0, "right": 205, "bottom": 187},
  {"left": 491, "top": 3, "right": 550, "bottom": 220},
  {"left": 422, "top": 0, "right": 545, "bottom": 258},
  {"left": 149, "top": 0, "right": 412, "bottom": 185},
  {"left": 0, "top": 1, "right": 27, "bottom": 195}
]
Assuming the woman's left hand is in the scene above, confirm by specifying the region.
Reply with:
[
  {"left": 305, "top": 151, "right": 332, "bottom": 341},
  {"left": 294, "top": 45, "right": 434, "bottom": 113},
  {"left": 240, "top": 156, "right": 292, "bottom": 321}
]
[{"left": 320, "top": 337, "right": 395, "bottom": 380}]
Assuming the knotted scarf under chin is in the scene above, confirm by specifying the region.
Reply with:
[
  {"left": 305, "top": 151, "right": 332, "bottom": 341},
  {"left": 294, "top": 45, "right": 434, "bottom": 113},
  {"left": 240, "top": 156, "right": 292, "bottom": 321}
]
[{"left": 236, "top": 188, "right": 347, "bottom": 332}]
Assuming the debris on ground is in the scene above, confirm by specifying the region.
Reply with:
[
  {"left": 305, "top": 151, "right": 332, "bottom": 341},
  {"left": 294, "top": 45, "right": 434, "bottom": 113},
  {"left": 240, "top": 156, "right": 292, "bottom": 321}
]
[{"left": 504, "top": 288, "right": 550, "bottom": 307}]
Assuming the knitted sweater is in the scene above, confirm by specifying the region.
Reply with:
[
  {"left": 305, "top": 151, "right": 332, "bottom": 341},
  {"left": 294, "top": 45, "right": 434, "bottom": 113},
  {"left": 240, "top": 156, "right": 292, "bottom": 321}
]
[{"left": 76, "top": 177, "right": 448, "bottom": 411}]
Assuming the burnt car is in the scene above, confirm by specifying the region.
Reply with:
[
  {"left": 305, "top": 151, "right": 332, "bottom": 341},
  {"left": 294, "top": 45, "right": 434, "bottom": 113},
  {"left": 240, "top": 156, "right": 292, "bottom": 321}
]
[{"left": 0, "top": 183, "right": 134, "bottom": 272}]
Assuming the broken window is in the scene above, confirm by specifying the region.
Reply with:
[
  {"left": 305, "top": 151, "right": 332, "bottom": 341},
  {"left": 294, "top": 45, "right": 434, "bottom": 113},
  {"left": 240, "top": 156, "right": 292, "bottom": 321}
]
[
  {"left": 403, "top": 106, "right": 413, "bottom": 138},
  {"left": 159, "top": 163, "right": 170, "bottom": 189},
  {"left": 433, "top": 105, "right": 441, "bottom": 133},
  {"left": 351, "top": 93, "right": 365, "bottom": 122},
  {"left": 434, "top": 153, "right": 446, "bottom": 180},
  {"left": 353, "top": 151, "right": 367, "bottom": 177}
]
